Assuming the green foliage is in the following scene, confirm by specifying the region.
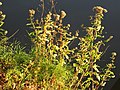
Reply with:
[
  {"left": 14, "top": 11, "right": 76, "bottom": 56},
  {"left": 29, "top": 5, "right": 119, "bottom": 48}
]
[
  {"left": 0, "top": 1, "right": 117, "bottom": 90},
  {"left": 71, "top": 6, "right": 116, "bottom": 90}
]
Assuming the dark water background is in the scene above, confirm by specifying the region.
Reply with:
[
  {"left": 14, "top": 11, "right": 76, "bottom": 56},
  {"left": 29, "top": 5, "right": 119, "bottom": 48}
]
[{"left": 2, "top": 0, "right": 120, "bottom": 90}]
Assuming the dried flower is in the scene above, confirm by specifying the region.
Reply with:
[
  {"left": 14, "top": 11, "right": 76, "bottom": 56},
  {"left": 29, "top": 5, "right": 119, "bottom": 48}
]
[
  {"left": 60, "top": 10, "right": 66, "bottom": 19},
  {"left": 35, "top": 19, "right": 39, "bottom": 24},
  {"left": 1, "top": 15, "right": 6, "bottom": 19},
  {"left": 29, "top": 9, "right": 35, "bottom": 17},
  {"left": 93, "top": 6, "right": 108, "bottom": 14},
  {"left": 67, "top": 24, "right": 71, "bottom": 27},
  {"left": 0, "top": 14, "right": 6, "bottom": 20},
  {"left": 46, "top": 12, "right": 52, "bottom": 21},
  {"left": 53, "top": 14, "right": 60, "bottom": 21}
]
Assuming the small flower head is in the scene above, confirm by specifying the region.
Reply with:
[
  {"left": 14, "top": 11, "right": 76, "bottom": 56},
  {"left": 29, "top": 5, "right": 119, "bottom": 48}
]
[
  {"left": 111, "top": 52, "right": 117, "bottom": 61},
  {"left": 112, "top": 52, "right": 117, "bottom": 56},
  {"left": 0, "top": 11, "right": 3, "bottom": 15},
  {"left": 93, "top": 6, "right": 108, "bottom": 14},
  {"left": 60, "top": 10, "right": 66, "bottom": 19},
  {"left": 1, "top": 14, "right": 6, "bottom": 19},
  {"left": 4, "top": 30, "right": 8, "bottom": 35},
  {"left": 46, "top": 12, "right": 52, "bottom": 21},
  {"left": 0, "top": 13, "right": 6, "bottom": 21},
  {"left": 29, "top": 9, "right": 35, "bottom": 17},
  {"left": 53, "top": 14, "right": 60, "bottom": 21},
  {"left": 0, "top": 2, "right": 2, "bottom": 6},
  {"left": 67, "top": 24, "right": 71, "bottom": 27},
  {"left": 35, "top": 19, "right": 39, "bottom": 24}
]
